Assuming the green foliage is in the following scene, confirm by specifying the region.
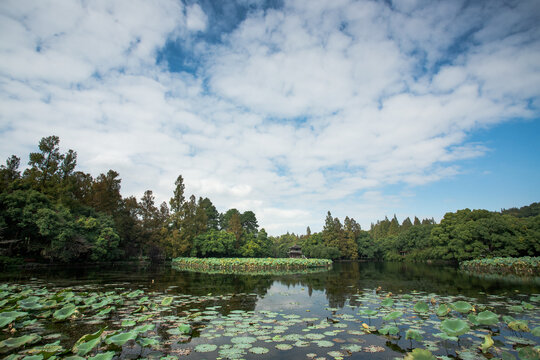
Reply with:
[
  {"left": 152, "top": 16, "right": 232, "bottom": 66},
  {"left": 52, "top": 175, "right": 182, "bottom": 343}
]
[{"left": 461, "top": 257, "right": 540, "bottom": 276}]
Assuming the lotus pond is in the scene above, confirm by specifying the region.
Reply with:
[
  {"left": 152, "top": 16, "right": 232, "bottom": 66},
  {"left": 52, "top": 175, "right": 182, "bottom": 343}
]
[{"left": 0, "top": 261, "right": 539, "bottom": 360}]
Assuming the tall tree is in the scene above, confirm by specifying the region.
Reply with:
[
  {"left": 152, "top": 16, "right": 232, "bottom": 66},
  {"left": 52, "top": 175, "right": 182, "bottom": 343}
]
[
  {"left": 169, "top": 175, "right": 185, "bottom": 214},
  {"left": 90, "top": 170, "right": 122, "bottom": 216},
  {"left": 241, "top": 210, "right": 258, "bottom": 233}
]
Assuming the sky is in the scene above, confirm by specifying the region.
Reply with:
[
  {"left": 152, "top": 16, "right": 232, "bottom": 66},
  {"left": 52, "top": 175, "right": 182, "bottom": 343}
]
[{"left": 0, "top": 0, "right": 539, "bottom": 235}]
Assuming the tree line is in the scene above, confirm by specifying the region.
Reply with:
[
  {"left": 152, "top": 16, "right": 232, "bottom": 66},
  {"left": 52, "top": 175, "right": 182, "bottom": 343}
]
[{"left": 0, "top": 136, "right": 538, "bottom": 265}]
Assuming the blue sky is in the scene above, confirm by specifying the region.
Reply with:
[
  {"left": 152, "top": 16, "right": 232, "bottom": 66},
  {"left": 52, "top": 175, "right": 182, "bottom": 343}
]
[{"left": 0, "top": 0, "right": 539, "bottom": 234}]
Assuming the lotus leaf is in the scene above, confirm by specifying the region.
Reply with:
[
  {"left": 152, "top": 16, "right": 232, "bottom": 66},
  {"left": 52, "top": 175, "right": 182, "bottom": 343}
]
[
  {"left": 358, "top": 309, "right": 378, "bottom": 316},
  {"left": 508, "top": 320, "right": 529, "bottom": 332},
  {"left": 501, "top": 351, "right": 516, "bottom": 360},
  {"left": 476, "top": 310, "right": 499, "bottom": 326},
  {"left": 404, "top": 348, "right": 436, "bottom": 360},
  {"left": 342, "top": 344, "right": 363, "bottom": 352},
  {"left": 383, "top": 311, "right": 403, "bottom": 321},
  {"left": 0, "top": 311, "right": 28, "bottom": 327},
  {"left": 73, "top": 327, "right": 106, "bottom": 349},
  {"left": 451, "top": 301, "right": 472, "bottom": 313},
  {"left": 137, "top": 337, "right": 159, "bottom": 347},
  {"left": 53, "top": 304, "right": 77, "bottom": 321},
  {"left": 379, "top": 325, "right": 399, "bottom": 335},
  {"left": 414, "top": 301, "right": 430, "bottom": 313},
  {"left": 177, "top": 323, "right": 191, "bottom": 335},
  {"left": 96, "top": 306, "right": 114, "bottom": 317},
  {"left": 25, "top": 341, "right": 64, "bottom": 359},
  {"left": 481, "top": 334, "right": 494, "bottom": 353},
  {"left": 87, "top": 351, "right": 115, "bottom": 360},
  {"left": 406, "top": 329, "right": 423, "bottom": 341},
  {"left": 521, "top": 302, "right": 535, "bottom": 310},
  {"left": 314, "top": 340, "right": 334, "bottom": 347},
  {"left": 532, "top": 326, "right": 540, "bottom": 337},
  {"left": 518, "top": 346, "right": 540, "bottom": 360},
  {"left": 436, "top": 304, "right": 450, "bottom": 317},
  {"left": 121, "top": 320, "right": 136, "bottom": 327},
  {"left": 381, "top": 298, "right": 394, "bottom": 308},
  {"left": 231, "top": 336, "right": 257, "bottom": 344},
  {"left": 468, "top": 314, "right": 479, "bottom": 325},
  {"left": 0, "top": 334, "right": 41, "bottom": 352},
  {"left": 17, "top": 297, "right": 42, "bottom": 311},
  {"left": 275, "top": 343, "right": 293, "bottom": 350},
  {"left": 440, "top": 319, "right": 470, "bottom": 337},
  {"left": 161, "top": 297, "right": 173, "bottom": 306},
  {"left": 134, "top": 324, "right": 155, "bottom": 334},
  {"left": 105, "top": 331, "right": 138, "bottom": 346},
  {"left": 249, "top": 347, "right": 269, "bottom": 354},
  {"left": 509, "top": 305, "right": 524, "bottom": 313},
  {"left": 73, "top": 337, "right": 101, "bottom": 356},
  {"left": 194, "top": 344, "right": 217, "bottom": 352}
]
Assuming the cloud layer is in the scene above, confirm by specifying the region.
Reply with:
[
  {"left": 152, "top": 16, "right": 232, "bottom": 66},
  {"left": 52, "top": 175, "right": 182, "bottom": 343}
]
[{"left": 1, "top": 0, "right": 539, "bottom": 234}]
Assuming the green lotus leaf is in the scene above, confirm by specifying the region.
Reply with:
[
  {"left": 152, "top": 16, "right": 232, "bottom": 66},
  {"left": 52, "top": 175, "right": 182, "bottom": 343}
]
[
  {"left": 518, "top": 346, "right": 540, "bottom": 360},
  {"left": 137, "top": 337, "right": 159, "bottom": 347},
  {"left": 436, "top": 304, "right": 451, "bottom": 317},
  {"left": 468, "top": 314, "right": 479, "bottom": 325},
  {"left": 0, "top": 311, "right": 28, "bottom": 327},
  {"left": 521, "top": 302, "right": 535, "bottom": 310},
  {"left": 434, "top": 332, "right": 458, "bottom": 342},
  {"left": 501, "top": 351, "right": 516, "bottom": 360},
  {"left": 21, "top": 355, "right": 43, "bottom": 360},
  {"left": 0, "top": 334, "right": 41, "bottom": 352},
  {"left": 121, "top": 320, "right": 136, "bottom": 327},
  {"left": 249, "top": 347, "right": 269, "bottom": 354},
  {"left": 275, "top": 343, "right": 293, "bottom": 350},
  {"left": 532, "top": 326, "right": 540, "bottom": 337},
  {"left": 379, "top": 325, "right": 399, "bottom": 335},
  {"left": 161, "top": 296, "right": 173, "bottom": 306},
  {"left": 404, "top": 348, "right": 437, "bottom": 360},
  {"left": 450, "top": 301, "right": 473, "bottom": 313},
  {"left": 314, "top": 340, "right": 334, "bottom": 347},
  {"left": 95, "top": 306, "right": 115, "bottom": 317},
  {"left": 383, "top": 311, "right": 403, "bottom": 321},
  {"left": 64, "top": 356, "right": 85, "bottom": 360},
  {"left": 133, "top": 324, "right": 155, "bottom": 334},
  {"left": 53, "top": 304, "right": 77, "bottom": 321},
  {"left": 342, "top": 344, "right": 363, "bottom": 352},
  {"left": 73, "top": 327, "right": 106, "bottom": 349},
  {"left": 481, "top": 334, "right": 494, "bottom": 353},
  {"left": 358, "top": 309, "right": 378, "bottom": 316},
  {"left": 509, "top": 305, "right": 524, "bottom": 313},
  {"left": 126, "top": 290, "right": 144, "bottom": 298},
  {"left": 231, "top": 336, "right": 257, "bottom": 344},
  {"left": 194, "top": 344, "right": 217, "bottom": 352},
  {"left": 476, "top": 310, "right": 499, "bottom": 326},
  {"left": 87, "top": 351, "right": 115, "bottom": 360},
  {"left": 177, "top": 323, "right": 191, "bottom": 335},
  {"left": 381, "top": 298, "right": 394, "bottom": 308},
  {"left": 440, "top": 319, "right": 470, "bottom": 337},
  {"left": 508, "top": 320, "right": 529, "bottom": 332},
  {"left": 413, "top": 301, "right": 430, "bottom": 313},
  {"left": 17, "top": 297, "right": 42, "bottom": 311},
  {"left": 25, "top": 341, "right": 64, "bottom": 359},
  {"left": 406, "top": 329, "right": 423, "bottom": 341},
  {"left": 105, "top": 331, "right": 138, "bottom": 346},
  {"left": 73, "top": 337, "right": 101, "bottom": 356}
]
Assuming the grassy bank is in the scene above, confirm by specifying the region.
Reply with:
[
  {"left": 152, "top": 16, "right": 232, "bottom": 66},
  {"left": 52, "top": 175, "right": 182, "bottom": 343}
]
[
  {"left": 460, "top": 256, "right": 540, "bottom": 276},
  {"left": 172, "top": 257, "right": 332, "bottom": 273}
]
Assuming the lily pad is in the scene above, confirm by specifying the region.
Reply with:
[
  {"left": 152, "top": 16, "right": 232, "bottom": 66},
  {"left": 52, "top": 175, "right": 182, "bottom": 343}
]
[
  {"left": 194, "top": 344, "right": 217, "bottom": 352},
  {"left": 53, "top": 304, "right": 77, "bottom": 321},
  {"left": 0, "top": 334, "right": 41, "bottom": 353},
  {"left": 249, "top": 347, "right": 269, "bottom": 354},
  {"left": 406, "top": 329, "right": 423, "bottom": 341},
  {"left": 404, "top": 348, "right": 437, "bottom": 360},
  {"left": 87, "top": 351, "right": 115, "bottom": 360},
  {"left": 161, "top": 297, "right": 173, "bottom": 306},
  {"left": 383, "top": 311, "right": 403, "bottom": 321},
  {"left": 276, "top": 343, "right": 293, "bottom": 350},
  {"left": 436, "top": 304, "right": 451, "bottom": 317},
  {"left": 414, "top": 301, "right": 430, "bottom": 313},
  {"left": 381, "top": 298, "right": 394, "bottom": 308},
  {"left": 379, "top": 325, "right": 399, "bottom": 335},
  {"left": 450, "top": 301, "right": 473, "bottom": 313},
  {"left": 440, "top": 319, "right": 470, "bottom": 337},
  {"left": 73, "top": 337, "right": 101, "bottom": 356},
  {"left": 105, "top": 331, "right": 138, "bottom": 346},
  {"left": 0, "top": 311, "right": 28, "bottom": 327},
  {"left": 476, "top": 310, "right": 499, "bottom": 326}
]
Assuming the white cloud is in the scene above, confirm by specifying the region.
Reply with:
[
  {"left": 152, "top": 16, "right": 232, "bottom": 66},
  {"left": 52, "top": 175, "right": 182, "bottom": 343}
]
[{"left": 0, "top": 0, "right": 539, "bottom": 234}]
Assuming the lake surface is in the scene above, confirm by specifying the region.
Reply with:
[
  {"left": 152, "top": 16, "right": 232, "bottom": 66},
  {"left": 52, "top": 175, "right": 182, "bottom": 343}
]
[{"left": 1, "top": 261, "right": 539, "bottom": 359}]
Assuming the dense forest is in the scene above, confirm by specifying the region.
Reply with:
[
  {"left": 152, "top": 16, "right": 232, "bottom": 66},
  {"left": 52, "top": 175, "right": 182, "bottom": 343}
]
[{"left": 0, "top": 136, "right": 538, "bottom": 265}]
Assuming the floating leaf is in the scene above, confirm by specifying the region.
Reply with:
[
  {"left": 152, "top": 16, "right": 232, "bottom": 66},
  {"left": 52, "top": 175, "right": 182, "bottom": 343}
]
[
  {"left": 450, "top": 301, "right": 472, "bottom": 313},
  {"left": 73, "top": 337, "right": 101, "bottom": 356},
  {"left": 406, "top": 329, "right": 423, "bottom": 341},
  {"left": 508, "top": 320, "right": 530, "bottom": 332},
  {"left": 0, "top": 334, "right": 41, "bottom": 352},
  {"left": 477, "top": 310, "right": 499, "bottom": 326},
  {"left": 121, "top": 320, "right": 136, "bottom": 327},
  {"left": 381, "top": 298, "right": 394, "bottom": 308},
  {"left": 73, "top": 327, "right": 106, "bottom": 349},
  {"left": 358, "top": 309, "right": 378, "bottom": 316},
  {"left": 436, "top": 304, "right": 451, "bottom": 317},
  {"left": 517, "top": 346, "right": 540, "bottom": 360},
  {"left": 87, "top": 351, "right": 115, "bottom": 360},
  {"left": 383, "top": 311, "right": 403, "bottom": 321},
  {"left": 0, "top": 311, "right": 28, "bottom": 327},
  {"left": 414, "top": 301, "right": 430, "bottom": 313},
  {"left": 275, "top": 343, "right": 293, "bottom": 350},
  {"left": 249, "top": 347, "right": 269, "bottom": 354},
  {"left": 440, "top": 319, "right": 470, "bottom": 337},
  {"left": 231, "top": 336, "right": 256, "bottom": 344},
  {"left": 53, "top": 304, "right": 77, "bottom": 321},
  {"left": 161, "top": 297, "right": 173, "bottom": 306},
  {"left": 532, "top": 326, "right": 540, "bottom": 337},
  {"left": 404, "top": 348, "right": 436, "bottom": 360},
  {"left": 105, "top": 331, "right": 138, "bottom": 346},
  {"left": 194, "top": 344, "right": 217, "bottom": 352},
  {"left": 509, "top": 305, "right": 524, "bottom": 313},
  {"left": 137, "top": 337, "right": 159, "bottom": 348}
]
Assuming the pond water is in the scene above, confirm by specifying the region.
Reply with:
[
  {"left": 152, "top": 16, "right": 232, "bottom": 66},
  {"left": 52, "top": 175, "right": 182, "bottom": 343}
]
[{"left": 1, "top": 261, "right": 539, "bottom": 359}]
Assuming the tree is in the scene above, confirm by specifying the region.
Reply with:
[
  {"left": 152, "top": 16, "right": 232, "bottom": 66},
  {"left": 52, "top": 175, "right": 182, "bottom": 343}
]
[
  {"left": 199, "top": 197, "right": 219, "bottom": 230},
  {"left": 90, "top": 170, "right": 122, "bottom": 216},
  {"left": 0, "top": 155, "right": 21, "bottom": 191},
  {"left": 227, "top": 210, "right": 243, "bottom": 249},
  {"left": 241, "top": 210, "right": 258, "bottom": 233},
  {"left": 169, "top": 175, "right": 185, "bottom": 214}
]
